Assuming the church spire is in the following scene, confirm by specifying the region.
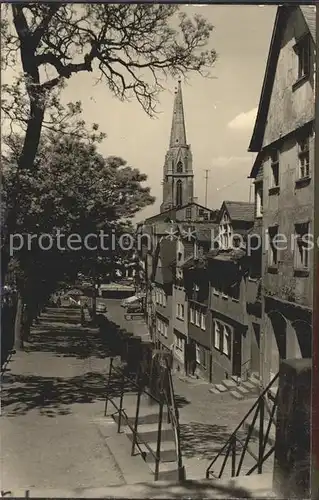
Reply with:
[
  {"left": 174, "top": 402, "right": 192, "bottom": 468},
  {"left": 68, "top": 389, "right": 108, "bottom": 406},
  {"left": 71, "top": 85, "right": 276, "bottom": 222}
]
[{"left": 169, "top": 78, "right": 187, "bottom": 148}]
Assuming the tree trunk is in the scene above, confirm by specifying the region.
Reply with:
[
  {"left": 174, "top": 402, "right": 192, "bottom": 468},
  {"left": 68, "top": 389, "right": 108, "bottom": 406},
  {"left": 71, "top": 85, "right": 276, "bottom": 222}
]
[
  {"left": 14, "top": 292, "right": 24, "bottom": 350},
  {"left": 23, "top": 304, "right": 33, "bottom": 342}
]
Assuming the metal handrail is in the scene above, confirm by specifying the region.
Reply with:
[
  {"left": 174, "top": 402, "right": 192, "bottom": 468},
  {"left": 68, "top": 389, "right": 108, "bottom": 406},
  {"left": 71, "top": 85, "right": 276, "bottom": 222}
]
[
  {"left": 104, "top": 358, "right": 164, "bottom": 480},
  {"left": 163, "top": 359, "right": 184, "bottom": 479},
  {"left": 105, "top": 394, "right": 159, "bottom": 460},
  {"left": 110, "top": 362, "right": 162, "bottom": 405},
  {"left": 205, "top": 372, "right": 279, "bottom": 479}
]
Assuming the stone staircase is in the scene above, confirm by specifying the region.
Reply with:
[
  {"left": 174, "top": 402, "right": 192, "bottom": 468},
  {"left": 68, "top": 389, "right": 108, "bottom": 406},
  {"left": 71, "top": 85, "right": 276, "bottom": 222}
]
[
  {"left": 109, "top": 392, "right": 181, "bottom": 481},
  {"left": 209, "top": 372, "right": 261, "bottom": 400}
]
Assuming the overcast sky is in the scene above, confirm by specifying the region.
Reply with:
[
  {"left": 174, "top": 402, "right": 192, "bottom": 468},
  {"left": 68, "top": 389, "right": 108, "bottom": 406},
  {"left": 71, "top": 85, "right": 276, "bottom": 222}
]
[{"left": 4, "top": 5, "right": 277, "bottom": 222}]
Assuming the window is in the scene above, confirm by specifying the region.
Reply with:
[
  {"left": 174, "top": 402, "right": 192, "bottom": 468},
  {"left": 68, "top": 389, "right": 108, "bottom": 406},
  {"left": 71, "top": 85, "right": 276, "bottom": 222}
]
[
  {"left": 195, "top": 309, "right": 200, "bottom": 327},
  {"left": 203, "top": 213, "right": 209, "bottom": 221},
  {"left": 270, "top": 151, "right": 279, "bottom": 187},
  {"left": 294, "top": 223, "right": 310, "bottom": 269},
  {"left": 177, "top": 161, "right": 183, "bottom": 173},
  {"left": 213, "top": 321, "right": 221, "bottom": 350},
  {"left": 190, "top": 307, "right": 194, "bottom": 324},
  {"left": 295, "top": 35, "right": 310, "bottom": 81},
  {"left": 186, "top": 207, "right": 192, "bottom": 219},
  {"left": 255, "top": 182, "right": 263, "bottom": 217},
  {"left": 176, "top": 303, "right": 179, "bottom": 318},
  {"left": 222, "top": 325, "right": 231, "bottom": 357},
  {"left": 164, "top": 323, "right": 168, "bottom": 338},
  {"left": 163, "top": 293, "right": 167, "bottom": 307},
  {"left": 199, "top": 208, "right": 204, "bottom": 216},
  {"left": 175, "top": 334, "right": 183, "bottom": 351},
  {"left": 195, "top": 344, "right": 201, "bottom": 364},
  {"left": 181, "top": 304, "right": 184, "bottom": 319},
  {"left": 176, "top": 179, "right": 183, "bottom": 206},
  {"left": 298, "top": 136, "right": 310, "bottom": 179},
  {"left": 201, "top": 350, "right": 207, "bottom": 368},
  {"left": 268, "top": 226, "right": 279, "bottom": 267},
  {"left": 200, "top": 312, "right": 206, "bottom": 331}
]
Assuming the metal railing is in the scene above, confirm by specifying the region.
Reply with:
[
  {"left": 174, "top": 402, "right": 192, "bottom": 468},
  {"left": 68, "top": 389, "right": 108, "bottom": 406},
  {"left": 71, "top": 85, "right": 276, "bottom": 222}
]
[
  {"left": 206, "top": 372, "right": 279, "bottom": 479},
  {"left": 104, "top": 356, "right": 184, "bottom": 481}
]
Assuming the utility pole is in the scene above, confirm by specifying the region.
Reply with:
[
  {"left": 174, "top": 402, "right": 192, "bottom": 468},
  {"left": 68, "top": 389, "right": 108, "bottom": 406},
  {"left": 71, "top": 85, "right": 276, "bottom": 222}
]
[{"left": 204, "top": 169, "right": 209, "bottom": 207}]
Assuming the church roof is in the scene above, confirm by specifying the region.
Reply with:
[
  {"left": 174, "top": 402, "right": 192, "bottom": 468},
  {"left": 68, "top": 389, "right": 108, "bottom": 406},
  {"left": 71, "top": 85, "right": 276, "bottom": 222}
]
[{"left": 169, "top": 79, "right": 187, "bottom": 148}]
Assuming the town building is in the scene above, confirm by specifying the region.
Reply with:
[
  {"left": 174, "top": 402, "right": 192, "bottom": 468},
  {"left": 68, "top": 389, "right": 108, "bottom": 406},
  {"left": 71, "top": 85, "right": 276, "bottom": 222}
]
[{"left": 248, "top": 5, "right": 315, "bottom": 387}]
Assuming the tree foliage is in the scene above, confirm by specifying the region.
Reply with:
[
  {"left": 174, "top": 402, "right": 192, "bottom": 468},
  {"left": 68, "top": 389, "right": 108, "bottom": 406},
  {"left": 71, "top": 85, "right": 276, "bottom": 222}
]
[{"left": 2, "top": 132, "right": 154, "bottom": 346}]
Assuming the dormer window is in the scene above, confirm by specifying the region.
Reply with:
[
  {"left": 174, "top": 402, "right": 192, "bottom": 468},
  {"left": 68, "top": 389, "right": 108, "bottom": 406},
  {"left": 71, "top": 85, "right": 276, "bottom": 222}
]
[{"left": 294, "top": 35, "right": 310, "bottom": 83}]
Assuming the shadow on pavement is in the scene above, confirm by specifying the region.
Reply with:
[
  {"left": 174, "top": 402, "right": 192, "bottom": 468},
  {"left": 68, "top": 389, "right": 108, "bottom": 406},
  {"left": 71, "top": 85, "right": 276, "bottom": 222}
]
[
  {"left": 179, "top": 421, "right": 258, "bottom": 460},
  {"left": 1, "top": 370, "right": 136, "bottom": 417},
  {"left": 131, "top": 479, "right": 253, "bottom": 498}
]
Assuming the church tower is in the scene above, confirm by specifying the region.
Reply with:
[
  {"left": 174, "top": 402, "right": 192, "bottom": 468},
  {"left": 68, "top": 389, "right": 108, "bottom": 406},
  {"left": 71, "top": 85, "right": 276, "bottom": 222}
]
[{"left": 160, "top": 80, "right": 194, "bottom": 213}]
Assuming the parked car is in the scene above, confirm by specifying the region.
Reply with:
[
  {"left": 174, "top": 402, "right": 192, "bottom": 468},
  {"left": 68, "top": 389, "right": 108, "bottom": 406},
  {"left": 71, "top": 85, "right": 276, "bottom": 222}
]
[{"left": 96, "top": 303, "right": 107, "bottom": 313}]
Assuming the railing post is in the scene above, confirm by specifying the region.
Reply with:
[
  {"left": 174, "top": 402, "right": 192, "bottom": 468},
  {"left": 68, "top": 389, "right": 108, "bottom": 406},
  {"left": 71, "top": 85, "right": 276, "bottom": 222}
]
[
  {"left": 258, "top": 395, "right": 265, "bottom": 473},
  {"left": 104, "top": 357, "right": 114, "bottom": 416},
  {"left": 117, "top": 368, "right": 125, "bottom": 433},
  {"left": 154, "top": 397, "right": 163, "bottom": 481},
  {"left": 231, "top": 436, "right": 237, "bottom": 476},
  {"left": 131, "top": 376, "right": 142, "bottom": 456}
]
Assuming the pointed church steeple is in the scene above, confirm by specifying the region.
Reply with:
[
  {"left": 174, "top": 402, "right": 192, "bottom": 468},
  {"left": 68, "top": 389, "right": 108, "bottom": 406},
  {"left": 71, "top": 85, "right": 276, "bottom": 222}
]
[
  {"left": 169, "top": 79, "right": 187, "bottom": 148},
  {"left": 160, "top": 79, "right": 194, "bottom": 213}
]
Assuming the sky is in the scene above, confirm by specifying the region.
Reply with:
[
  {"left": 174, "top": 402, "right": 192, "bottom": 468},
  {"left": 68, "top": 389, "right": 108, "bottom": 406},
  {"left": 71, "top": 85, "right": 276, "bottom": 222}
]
[{"left": 3, "top": 5, "right": 277, "bottom": 223}]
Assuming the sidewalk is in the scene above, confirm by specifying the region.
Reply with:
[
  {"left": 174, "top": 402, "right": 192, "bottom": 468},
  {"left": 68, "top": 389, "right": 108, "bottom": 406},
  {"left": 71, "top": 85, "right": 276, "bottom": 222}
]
[{"left": 0, "top": 307, "right": 152, "bottom": 491}]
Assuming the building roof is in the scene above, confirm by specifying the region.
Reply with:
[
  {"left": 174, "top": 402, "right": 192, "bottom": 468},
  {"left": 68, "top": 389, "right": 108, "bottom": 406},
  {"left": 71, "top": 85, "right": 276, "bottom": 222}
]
[
  {"left": 222, "top": 201, "right": 255, "bottom": 222},
  {"left": 248, "top": 5, "right": 316, "bottom": 153},
  {"left": 143, "top": 202, "right": 218, "bottom": 225}
]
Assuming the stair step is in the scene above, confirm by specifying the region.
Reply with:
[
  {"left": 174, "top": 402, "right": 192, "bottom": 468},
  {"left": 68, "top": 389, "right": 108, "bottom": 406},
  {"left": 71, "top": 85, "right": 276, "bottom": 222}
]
[
  {"left": 222, "top": 379, "right": 238, "bottom": 389},
  {"left": 125, "top": 426, "right": 174, "bottom": 443},
  {"left": 144, "top": 448, "right": 177, "bottom": 464},
  {"left": 236, "top": 385, "right": 250, "bottom": 395},
  {"left": 229, "top": 390, "right": 243, "bottom": 400},
  {"left": 231, "top": 375, "right": 241, "bottom": 383},
  {"left": 148, "top": 460, "right": 180, "bottom": 480},
  {"left": 242, "top": 380, "right": 258, "bottom": 391},
  {"left": 248, "top": 376, "right": 261, "bottom": 388},
  {"left": 112, "top": 411, "right": 168, "bottom": 426},
  {"left": 214, "top": 384, "right": 228, "bottom": 393},
  {"left": 209, "top": 387, "right": 222, "bottom": 395}
]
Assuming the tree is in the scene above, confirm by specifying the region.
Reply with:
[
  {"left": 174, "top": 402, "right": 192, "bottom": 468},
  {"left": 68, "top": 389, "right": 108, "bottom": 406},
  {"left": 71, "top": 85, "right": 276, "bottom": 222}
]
[
  {"left": 1, "top": 3, "right": 216, "bottom": 276},
  {"left": 3, "top": 132, "right": 155, "bottom": 347}
]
